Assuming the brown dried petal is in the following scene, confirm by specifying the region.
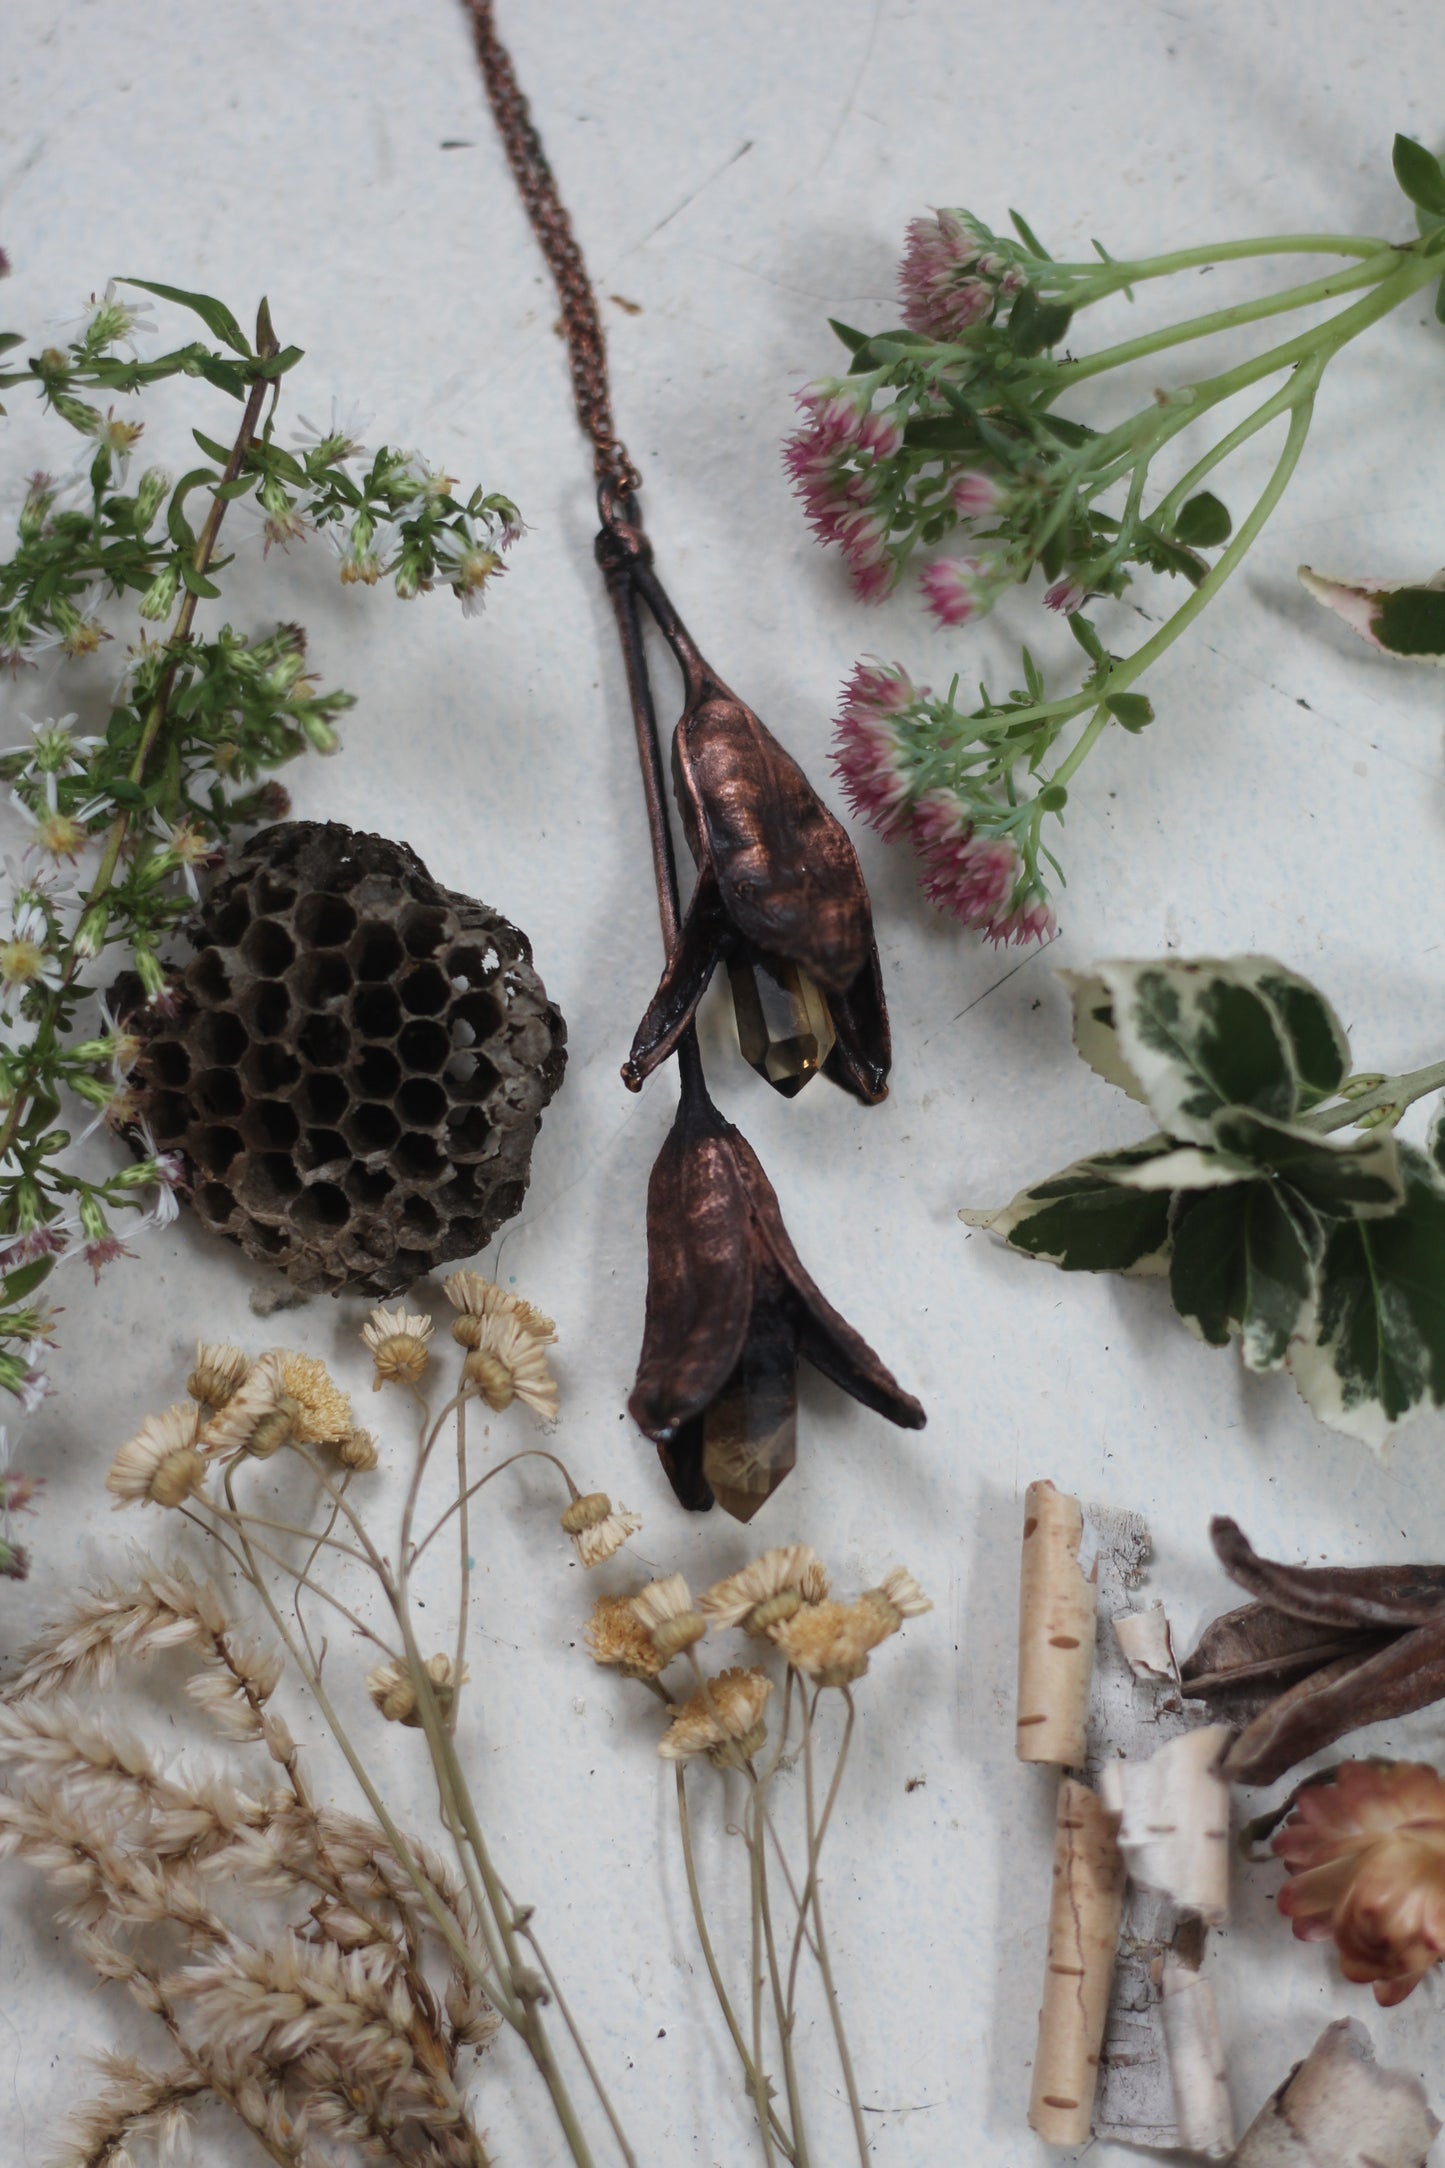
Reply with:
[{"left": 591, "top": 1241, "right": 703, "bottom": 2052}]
[
  {"left": 1210, "top": 1517, "right": 1445, "bottom": 1632},
  {"left": 672, "top": 693, "right": 872, "bottom": 994},
  {"left": 624, "top": 867, "right": 732, "bottom": 1091},
  {"left": 1181, "top": 1598, "right": 1390, "bottom": 1705},
  {"left": 822, "top": 938, "right": 892, "bottom": 1106},
  {"left": 1224, "top": 1631, "right": 1445, "bottom": 1788}
]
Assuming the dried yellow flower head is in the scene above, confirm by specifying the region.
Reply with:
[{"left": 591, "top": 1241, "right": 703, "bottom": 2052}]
[
  {"left": 107, "top": 1403, "right": 208, "bottom": 1509},
  {"left": 458, "top": 1312, "right": 558, "bottom": 1420},
  {"left": 361, "top": 1304, "right": 434, "bottom": 1390},
  {"left": 366, "top": 1652, "right": 466, "bottom": 1727},
  {"left": 338, "top": 1427, "right": 379, "bottom": 1472},
  {"left": 631, "top": 1572, "right": 707, "bottom": 1661},
  {"left": 444, "top": 1269, "right": 557, "bottom": 1343},
  {"left": 560, "top": 1492, "right": 642, "bottom": 1567},
  {"left": 659, "top": 1666, "right": 772, "bottom": 1765},
  {"left": 585, "top": 1594, "right": 669, "bottom": 1680},
  {"left": 700, "top": 1545, "right": 828, "bottom": 1635},
  {"left": 278, "top": 1352, "right": 353, "bottom": 1447},
  {"left": 186, "top": 1341, "right": 250, "bottom": 1408}
]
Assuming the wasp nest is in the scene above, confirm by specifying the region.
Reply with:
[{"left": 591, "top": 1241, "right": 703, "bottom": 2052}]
[{"left": 131, "top": 821, "right": 567, "bottom": 1296}]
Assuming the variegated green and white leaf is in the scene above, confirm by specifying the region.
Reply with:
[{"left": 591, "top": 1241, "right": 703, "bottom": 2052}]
[
  {"left": 1058, "top": 969, "right": 1149, "bottom": 1103},
  {"left": 1228, "top": 961, "right": 1351, "bottom": 1107},
  {"left": 962, "top": 1140, "right": 1175, "bottom": 1275},
  {"left": 1096, "top": 958, "right": 1298, "bottom": 1143},
  {"left": 1288, "top": 1143, "right": 1445, "bottom": 1448},
  {"left": 1211, "top": 1108, "right": 1404, "bottom": 1217},
  {"left": 1109, "top": 1143, "right": 1254, "bottom": 1191},
  {"left": 1300, "top": 564, "right": 1445, "bottom": 665},
  {"left": 1170, "top": 1181, "right": 1323, "bottom": 1374}
]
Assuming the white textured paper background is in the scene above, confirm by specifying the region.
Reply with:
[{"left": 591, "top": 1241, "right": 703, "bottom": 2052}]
[{"left": 2, "top": 2, "right": 1444, "bottom": 2160}]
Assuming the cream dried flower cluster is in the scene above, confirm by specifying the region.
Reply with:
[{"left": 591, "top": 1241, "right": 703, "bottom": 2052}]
[
  {"left": 0, "top": 1564, "right": 498, "bottom": 2165},
  {"left": 442, "top": 1270, "right": 560, "bottom": 1419},
  {"left": 585, "top": 1546, "right": 931, "bottom": 1758},
  {"left": 107, "top": 1341, "right": 365, "bottom": 1509}
]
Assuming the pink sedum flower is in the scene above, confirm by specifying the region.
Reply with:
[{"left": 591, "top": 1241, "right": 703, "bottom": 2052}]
[
  {"left": 952, "top": 469, "right": 1007, "bottom": 520},
  {"left": 898, "top": 210, "right": 1022, "bottom": 341},
  {"left": 911, "top": 798, "right": 1020, "bottom": 927},
  {"left": 1045, "top": 577, "right": 1088, "bottom": 615},
  {"left": 919, "top": 556, "right": 996, "bottom": 628},
  {"left": 784, "top": 384, "right": 902, "bottom": 601},
  {"left": 832, "top": 660, "right": 921, "bottom": 835},
  {"left": 985, "top": 895, "right": 1057, "bottom": 947}
]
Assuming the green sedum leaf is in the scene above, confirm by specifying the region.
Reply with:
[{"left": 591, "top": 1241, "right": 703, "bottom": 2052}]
[
  {"left": 1170, "top": 1181, "right": 1322, "bottom": 1372},
  {"left": 1172, "top": 491, "right": 1232, "bottom": 548},
  {"left": 1289, "top": 1142, "right": 1445, "bottom": 1447},
  {"left": 962, "top": 1141, "right": 1176, "bottom": 1274},
  {"left": 1099, "top": 958, "right": 1298, "bottom": 1143},
  {"left": 1393, "top": 133, "right": 1445, "bottom": 216}
]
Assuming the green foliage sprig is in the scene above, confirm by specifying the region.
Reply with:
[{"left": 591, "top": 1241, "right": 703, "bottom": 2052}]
[
  {"left": 0, "top": 270, "right": 519, "bottom": 1543},
  {"left": 802, "top": 135, "right": 1445, "bottom": 945},
  {"left": 965, "top": 957, "right": 1445, "bottom": 1450}
]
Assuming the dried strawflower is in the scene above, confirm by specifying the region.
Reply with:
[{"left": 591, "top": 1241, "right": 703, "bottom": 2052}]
[
  {"left": 584, "top": 1594, "right": 669, "bottom": 1680},
  {"left": 366, "top": 1652, "right": 466, "bottom": 1728},
  {"left": 198, "top": 1350, "right": 293, "bottom": 1457},
  {"left": 186, "top": 1342, "right": 250, "bottom": 1408},
  {"left": 700, "top": 1544, "right": 827, "bottom": 1634},
  {"left": 658, "top": 1666, "right": 772, "bottom": 1765},
  {"left": 458, "top": 1311, "right": 559, "bottom": 1420},
  {"left": 631, "top": 1572, "right": 706, "bottom": 1661},
  {"left": 444, "top": 1269, "right": 557, "bottom": 1343},
  {"left": 361, "top": 1303, "right": 434, "bottom": 1389},
  {"left": 560, "top": 1491, "right": 642, "bottom": 1567},
  {"left": 106, "top": 1403, "right": 208, "bottom": 1509},
  {"left": 277, "top": 1351, "right": 353, "bottom": 1447},
  {"left": 770, "top": 1570, "right": 930, "bottom": 1687},
  {"left": 337, "top": 1427, "right": 378, "bottom": 1472},
  {"left": 1274, "top": 1761, "right": 1445, "bottom": 2006}
]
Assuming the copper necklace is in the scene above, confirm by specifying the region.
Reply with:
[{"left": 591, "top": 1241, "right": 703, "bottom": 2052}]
[{"left": 463, "top": 1, "right": 925, "bottom": 1519}]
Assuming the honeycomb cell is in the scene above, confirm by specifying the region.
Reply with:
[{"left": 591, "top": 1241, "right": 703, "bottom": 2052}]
[{"left": 122, "top": 820, "right": 566, "bottom": 1296}]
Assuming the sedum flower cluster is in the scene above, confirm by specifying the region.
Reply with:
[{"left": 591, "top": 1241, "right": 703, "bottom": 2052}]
[
  {"left": 0, "top": 268, "right": 520, "bottom": 1535},
  {"left": 788, "top": 137, "right": 1445, "bottom": 941}
]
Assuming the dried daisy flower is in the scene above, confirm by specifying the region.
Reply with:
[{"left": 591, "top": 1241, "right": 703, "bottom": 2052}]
[
  {"left": 659, "top": 1666, "right": 772, "bottom": 1765},
  {"left": 631, "top": 1572, "right": 706, "bottom": 1661},
  {"left": 561, "top": 1491, "right": 642, "bottom": 1567},
  {"left": 198, "top": 1350, "right": 294, "bottom": 1457},
  {"left": 361, "top": 1303, "right": 434, "bottom": 1390},
  {"left": 366, "top": 1652, "right": 466, "bottom": 1728},
  {"left": 584, "top": 1593, "right": 670, "bottom": 1680},
  {"left": 186, "top": 1341, "right": 250, "bottom": 1408},
  {"left": 871, "top": 1566, "right": 933, "bottom": 1621},
  {"left": 457, "top": 1311, "right": 558, "bottom": 1420},
  {"left": 700, "top": 1544, "right": 828, "bottom": 1634},
  {"left": 1274, "top": 1760, "right": 1445, "bottom": 2006},
  {"left": 337, "top": 1426, "right": 379, "bottom": 1472},
  {"left": 769, "top": 1569, "right": 930, "bottom": 1688},
  {"left": 277, "top": 1351, "right": 353, "bottom": 1447},
  {"left": 107, "top": 1403, "right": 208, "bottom": 1509},
  {"left": 444, "top": 1268, "right": 557, "bottom": 1343}
]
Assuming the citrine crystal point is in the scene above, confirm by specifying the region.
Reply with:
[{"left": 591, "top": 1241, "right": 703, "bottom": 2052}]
[
  {"left": 727, "top": 958, "right": 836, "bottom": 1098},
  {"left": 701, "top": 1375, "right": 798, "bottom": 1525}
]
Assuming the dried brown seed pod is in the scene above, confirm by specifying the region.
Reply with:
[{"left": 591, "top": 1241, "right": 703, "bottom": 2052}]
[{"left": 125, "top": 820, "right": 566, "bottom": 1295}]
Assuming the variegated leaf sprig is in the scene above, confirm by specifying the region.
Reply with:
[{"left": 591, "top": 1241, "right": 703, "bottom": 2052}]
[{"left": 963, "top": 955, "right": 1445, "bottom": 1448}]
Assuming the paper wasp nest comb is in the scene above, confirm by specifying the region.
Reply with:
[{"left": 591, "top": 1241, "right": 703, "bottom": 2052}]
[{"left": 132, "top": 821, "right": 567, "bottom": 1295}]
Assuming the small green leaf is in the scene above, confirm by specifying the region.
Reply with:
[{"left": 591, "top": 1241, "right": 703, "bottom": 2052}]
[
  {"left": 120, "top": 278, "right": 250, "bottom": 356},
  {"left": 827, "top": 318, "right": 869, "bottom": 354},
  {"left": 166, "top": 466, "right": 217, "bottom": 551},
  {"left": 1210, "top": 1109, "right": 1404, "bottom": 1217},
  {"left": 105, "top": 779, "right": 148, "bottom": 807},
  {"left": 901, "top": 415, "right": 981, "bottom": 453},
  {"left": 1106, "top": 692, "right": 1154, "bottom": 732},
  {"left": 1101, "top": 958, "right": 1298, "bottom": 1142},
  {"left": 192, "top": 428, "right": 234, "bottom": 463},
  {"left": 1289, "top": 1143, "right": 1445, "bottom": 1445},
  {"left": 259, "top": 343, "right": 304, "bottom": 379},
  {"left": 1436, "top": 272, "right": 1445, "bottom": 323},
  {"left": 1008, "top": 209, "right": 1052, "bottom": 259},
  {"left": 193, "top": 352, "right": 249, "bottom": 399},
  {"left": 1067, "top": 614, "right": 1107, "bottom": 666},
  {"left": 1007, "top": 288, "right": 1072, "bottom": 357},
  {"left": 1172, "top": 491, "right": 1232, "bottom": 548},
  {"left": 1036, "top": 414, "right": 1097, "bottom": 448},
  {"left": 1170, "top": 1181, "right": 1321, "bottom": 1371},
  {"left": 1036, "top": 783, "right": 1068, "bottom": 812},
  {"left": 1392, "top": 134, "right": 1445, "bottom": 216},
  {"left": 963, "top": 1141, "right": 1177, "bottom": 1274},
  {"left": 178, "top": 562, "right": 221, "bottom": 598},
  {"left": 2, "top": 1257, "right": 55, "bottom": 1304},
  {"left": 0, "top": 333, "right": 22, "bottom": 357}
]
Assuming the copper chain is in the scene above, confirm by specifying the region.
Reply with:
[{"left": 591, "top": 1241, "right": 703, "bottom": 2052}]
[{"left": 462, "top": 0, "right": 642, "bottom": 498}]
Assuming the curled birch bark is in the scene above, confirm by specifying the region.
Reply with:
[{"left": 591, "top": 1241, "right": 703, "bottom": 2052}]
[
  {"left": 1099, "top": 1725, "right": 1233, "bottom": 1923},
  {"left": 1114, "top": 1600, "right": 1181, "bottom": 1685},
  {"left": 1161, "top": 1947, "right": 1234, "bottom": 2159},
  {"left": 1017, "top": 1480, "right": 1098, "bottom": 1766},
  {"left": 1231, "top": 2018, "right": 1439, "bottom": 2166},
  {"left": 1029, "top": 1777, "right": 1126, "bottom": 2146}
]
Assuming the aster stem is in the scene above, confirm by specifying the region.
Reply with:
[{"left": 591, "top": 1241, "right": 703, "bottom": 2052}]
[{"left": 451, "top": 1393, "right": 470, "bottom": 1736}]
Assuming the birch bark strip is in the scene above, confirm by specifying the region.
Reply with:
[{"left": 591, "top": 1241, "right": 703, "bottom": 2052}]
[
  {"left": 1017, "top": 1480, "right": 1098, "bottom": 1766},
  {"left": 1160, "top": 1950, "right": 1234, "bottom": 2159},
  {"left": 1231, "top": 2017, "right": 1439, "bottom": 2166},
  {"left": 1099, "top": 1725, "right": 1233, "bottom": 1923},
  {"left": 1028, "top": 1778, "right": 1126, "bottom": 2146}
]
